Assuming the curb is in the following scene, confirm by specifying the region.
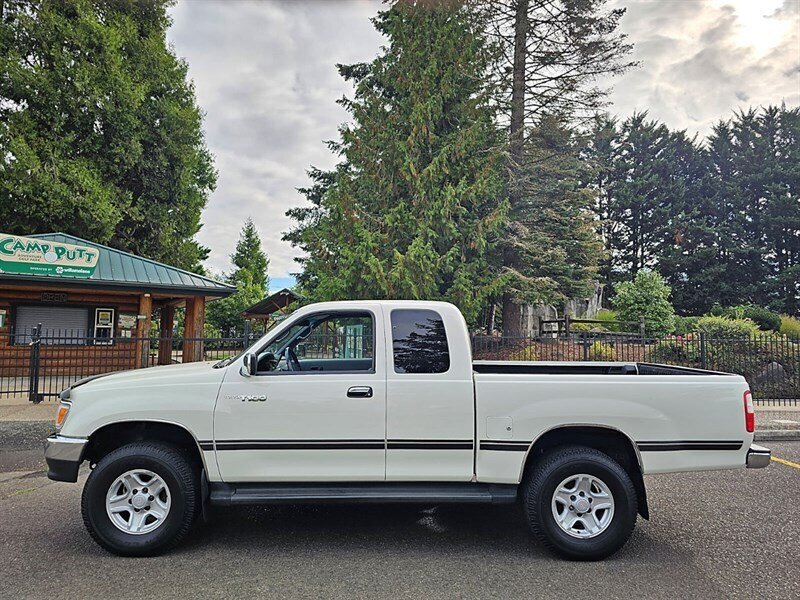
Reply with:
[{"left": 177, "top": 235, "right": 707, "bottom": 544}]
[{"left": 754, "top": 430, "right": 800, "bottom": 442}]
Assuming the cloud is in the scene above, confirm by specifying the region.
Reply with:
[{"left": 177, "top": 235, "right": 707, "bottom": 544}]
[
  {"left": 602, "top": 0, "right": 800, "bottom": 134},
  {"left": 168, "top": 0, "right": 384, "bottom": 278},
  {"left": 168, "top": 0, "right": 799, "bottom": 278}
]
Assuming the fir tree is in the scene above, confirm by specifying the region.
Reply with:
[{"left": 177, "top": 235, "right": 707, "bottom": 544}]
[
  {"left": 499, "top": 114, "right": 604, "bottom": 324},
  {"left": 285, "top": 1, "right": 507, "bottom": 325},
  {"left": 484, "top": 0, "right": 635, "bottom": 334},
  {"left": 207, "top": 219, "right": 270, "bottom": 334}
]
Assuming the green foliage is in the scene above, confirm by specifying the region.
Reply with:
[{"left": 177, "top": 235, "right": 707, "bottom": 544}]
[
  {"left": 695, "top": 316, "right": 759, "bottom": 339},
  {"left": 594, "top": 309, "right": 622, "bottom": 333},
  {"left": 507, "top": 344, "right": 537, "bottom": 361},
  {"left": 779, "top": 315, "right": 800, "bottom": 337},
  {"left": 591, "top": 106, "right": 800, "bottom": 316},
  {"left": 587, "top": 341, "right": 615, "bottom": 361},
  {"left": 673, "top": 316, "right": 701, "bottom": 336},
  {"left": 206, "top": 219, "right": 270, "bottom": 334},
  {"left": 612, "top": 271, "right": 676, "bottom": 336},
  {"left": 284, "top": 2, "right": 506, "bottom": 325},
  {"left": 500, "top": 115, "right": 604, "bottom": 310},
  {"left": 0, "top": 0, "right": 216, "bottom": 271},
  {"left": 569, "top": 321, "right": 603, "bottom": 332},
  {"left": 647, "top": 338, "right": 701, "bottom": 364},
  {"left": 710, "top": 304, "right": 781, "bottom": 332}
]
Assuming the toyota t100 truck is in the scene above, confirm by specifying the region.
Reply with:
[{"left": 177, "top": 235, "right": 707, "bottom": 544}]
[{"left": 45, "top": 300, "right": 770, "bottom": 560}]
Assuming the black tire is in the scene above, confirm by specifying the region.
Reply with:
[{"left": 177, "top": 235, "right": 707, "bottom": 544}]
[
  {"left": 524, "top": 445, "right": 637, "bottom": 561},
  {"left": 81, "top": 442, "right": 199, "bottom": 556}
]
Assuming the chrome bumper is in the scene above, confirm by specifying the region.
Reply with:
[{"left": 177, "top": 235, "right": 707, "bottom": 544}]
[
  {"left": 746, "top": 444, "right": 771, "bottom": 469},
  {"left": 44, "top": 435, "right": 89, "bottom": 482}
]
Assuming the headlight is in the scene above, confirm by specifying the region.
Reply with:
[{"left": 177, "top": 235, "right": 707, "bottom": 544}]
[{"left": 55, "top": 401, "right": 72, "bottom": 431}]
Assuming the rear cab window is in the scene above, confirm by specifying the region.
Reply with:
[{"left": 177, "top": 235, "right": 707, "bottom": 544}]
[{"left": 390, "top": 309, "right": 450, "bottom": 374}]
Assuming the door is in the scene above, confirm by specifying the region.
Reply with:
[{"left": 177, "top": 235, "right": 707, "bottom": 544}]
[
  {"left": 214, "top": 308, "right": 386, "bottom": 482},
  {"left": 384, "top": 307, "right": 475, "bottom": 481}
]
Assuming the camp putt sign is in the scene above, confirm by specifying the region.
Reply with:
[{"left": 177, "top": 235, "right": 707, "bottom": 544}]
[{"left": 0, "top": 233, "right": 100, "bottom": 279}]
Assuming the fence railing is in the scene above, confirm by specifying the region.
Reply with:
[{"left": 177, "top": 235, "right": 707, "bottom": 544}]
[
  {"left": 472, "top": 332, "right": 800, "bottom": 403},
  {"left": 1, "top": 327, "right": 798, "bottom": 404}
]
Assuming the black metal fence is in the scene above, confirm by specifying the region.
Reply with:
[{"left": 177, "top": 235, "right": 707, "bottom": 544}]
[
  {"left": 473, "top": 332, "right": 800, "bottom": 404},
  {"left": 2, "top": 326, "right": 798, "bottom": 405},
  {"left": 0, "top": 326, "right": 252, "bottom": 403}
]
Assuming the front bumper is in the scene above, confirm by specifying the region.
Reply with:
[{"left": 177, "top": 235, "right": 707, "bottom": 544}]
[
  {"left": 746, "top": 444, "right": 771, "bottom": 469},
  {"left": 44, "top": 435, "right": 89, "bottom": 482}
]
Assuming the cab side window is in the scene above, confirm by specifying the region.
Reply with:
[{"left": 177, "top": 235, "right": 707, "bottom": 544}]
[
  {"left": 259, "top": 312, "right": 374, "bottom": 373},
  {"left": 391, "top": 309, "right": 450, "bottom": 374}
]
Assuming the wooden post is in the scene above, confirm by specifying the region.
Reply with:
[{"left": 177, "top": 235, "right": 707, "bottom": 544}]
[
  {"left": 183, "top": 296, "right": 205, "bottom": 363},
  {"left": 135, "top": 294, "right": 152, "bottom": 368},
  {"left": 158, "top": 305, "right": 175, "bottom": 366}
]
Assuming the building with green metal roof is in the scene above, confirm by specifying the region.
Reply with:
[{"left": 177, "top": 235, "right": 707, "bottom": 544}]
[{"left": 0, "top": 232, "right": 235, "bottom": 368}]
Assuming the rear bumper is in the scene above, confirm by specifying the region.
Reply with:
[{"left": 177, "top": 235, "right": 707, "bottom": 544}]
[
  {"left": 44, "top": 435, "right": 88, "bottom": 482},
  {"left": 746, "top": 444, "right": 771, "bottom": 469}
]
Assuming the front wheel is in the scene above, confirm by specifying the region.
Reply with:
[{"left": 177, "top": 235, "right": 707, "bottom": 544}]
[
  {"left": 81, "top": 442, "right": 199, "bottom": 556},
  {"left": 524, "top": 446, "right": 638, "bottom": 560}
]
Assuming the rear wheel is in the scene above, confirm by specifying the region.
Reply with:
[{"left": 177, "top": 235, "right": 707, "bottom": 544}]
[
  {"left": 524, "top": 446, "right": 637, "bottom": 560},
  {"left": 82, "top": 442, "right": 198, "bottom": 556}
]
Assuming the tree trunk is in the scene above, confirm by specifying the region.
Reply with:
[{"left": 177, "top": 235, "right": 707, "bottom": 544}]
[{"left": 501, "top": 0, "right": 529, "bottom": 337}]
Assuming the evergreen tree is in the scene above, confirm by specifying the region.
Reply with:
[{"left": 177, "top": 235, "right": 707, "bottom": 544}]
[
  {"left": 706, "top": 106, "right": 800, "bottom": 314},
  {"left": 484, "top": 0, "right": 635, "bottom": 334},
  {"left": 207, "top": 218, "right": 270, "bottom": 334},
  {"left": 500, "top": 114, "right": 603, "bottom": 323},
  {"left": 284, "top": 1, "right": 506, "bottom": 325},
  {"left": 0, "top": 0, "right": 216, "bottom": 271},
  {"left": 591, "top": 105, "right": 799, "bottom": 315}
]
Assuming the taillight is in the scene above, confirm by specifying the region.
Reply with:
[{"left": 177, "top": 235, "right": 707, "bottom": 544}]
[{"left": 743, "top": 390, "right": 755, "bottom": 433}]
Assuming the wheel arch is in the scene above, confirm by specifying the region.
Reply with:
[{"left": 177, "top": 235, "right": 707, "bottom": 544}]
[
  {"left": 84, "top": 420, "right": 208, "bottom": 475},
  {"left": 520, "top": 424, "right": 649, "bottom": 520}
]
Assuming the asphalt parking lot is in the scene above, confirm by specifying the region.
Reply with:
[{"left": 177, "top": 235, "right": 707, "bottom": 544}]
[{"left": 0, "top": 423, "right": 797, "bottom": 600}]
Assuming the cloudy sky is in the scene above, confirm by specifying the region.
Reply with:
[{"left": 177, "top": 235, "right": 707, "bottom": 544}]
[{"left": 167, "top": 0, "right": 800, "bottom": 288}]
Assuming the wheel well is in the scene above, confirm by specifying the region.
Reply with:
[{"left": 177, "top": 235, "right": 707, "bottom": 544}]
[
  {"left": 522, "top": 426, "right": 649, "bottom": 520},
  {"left": 84, "top": 421, "right": 205, "bottom": 472}
]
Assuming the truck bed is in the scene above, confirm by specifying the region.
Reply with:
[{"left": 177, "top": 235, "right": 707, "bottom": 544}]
[{"left": 472, "top": 361, "right": 731, "bottom": 376}]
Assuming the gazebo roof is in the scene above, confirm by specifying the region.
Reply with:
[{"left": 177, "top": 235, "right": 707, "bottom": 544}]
[
  {"left": 242, "top": 288, "right": 302, "bottom": 318},
  {"left": 0, "top": 232, "right": 235, "bottom": 297}
]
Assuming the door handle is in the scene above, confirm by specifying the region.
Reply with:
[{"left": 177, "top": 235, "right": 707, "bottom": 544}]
[{"left": 347, "top": 386, "right": 373, "bottom": 398}]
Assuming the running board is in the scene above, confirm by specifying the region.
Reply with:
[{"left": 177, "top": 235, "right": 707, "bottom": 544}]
[{"left": 208, "top": 482, "right": 519, "bottom": 506}]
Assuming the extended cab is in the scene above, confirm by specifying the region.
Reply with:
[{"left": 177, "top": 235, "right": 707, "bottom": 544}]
[{"left": 45, "top": 300, "right": 771, "bottom": 559}]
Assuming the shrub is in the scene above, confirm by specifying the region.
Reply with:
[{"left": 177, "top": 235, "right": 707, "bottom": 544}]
[
  {"left": 587, "top": 341, "right": 615, "bottom": 360},
  {"left": 673, "top": 316, "right": 701, "bottom": 336},
  {"left": 507, "top": 344, "right": 537, "bottom": 361},
  {"left": 648, "top": 338, "right": 701, "bottom": 364},
  {"left": 594, "top": 309, "right": 623, "bottom": 332},
  {"left": 612, "top": 271, "right": 676, "bottom": 337},
  {"left": 711, "top": 304, "right": 781, "bottom": 332},
  {"left": 696, "top": 315, "right": 760, "bottom": 339},
  {"left": 570, "top": 321, "right": 607, "bottom": 333},
  {"left": 779, "top": 315, "right": 800, "bottom": 337}
]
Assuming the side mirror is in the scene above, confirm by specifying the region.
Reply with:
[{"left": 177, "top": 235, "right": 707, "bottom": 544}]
[{"left": 242, "top": 352, "right": 258, "bottom": 377}]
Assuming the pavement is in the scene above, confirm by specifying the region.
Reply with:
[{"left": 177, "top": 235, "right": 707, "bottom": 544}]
[{"left": 0, "top": 419, "right": 798, "bottom": 599}]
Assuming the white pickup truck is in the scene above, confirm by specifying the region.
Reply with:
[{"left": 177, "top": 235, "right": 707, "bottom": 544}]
[{"left": 45, "top": 300, "right": 770, "bottom": 560}]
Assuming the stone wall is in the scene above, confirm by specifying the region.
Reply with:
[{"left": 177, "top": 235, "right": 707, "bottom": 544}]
[{"left": 524, "top": 283, "right": 605, "bottom": 335}]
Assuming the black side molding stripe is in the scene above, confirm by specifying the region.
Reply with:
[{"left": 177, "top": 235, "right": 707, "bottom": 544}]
[
  {"left": 479, "top": 441, "right": 531, "bottom": 452},
  {"left": 209, "top": 439, "right": 475, "bottom": 451},
  {"left": 215, "top": 441, "right": 384, "bottom": 451},
  {"left": 637, "top": 441, "right": 743, "bottom": 451},
  {"left": 388, "top": 441, "right": 473, "bottom": 450}
]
